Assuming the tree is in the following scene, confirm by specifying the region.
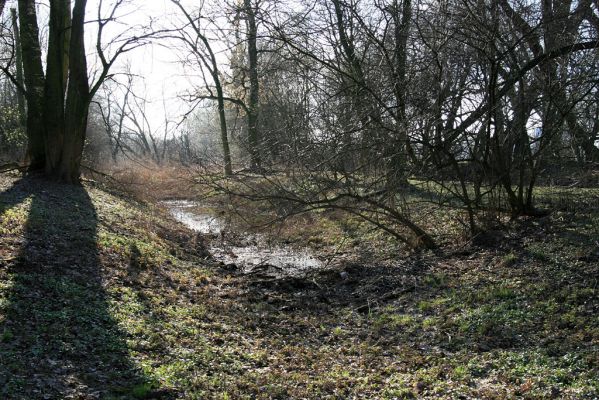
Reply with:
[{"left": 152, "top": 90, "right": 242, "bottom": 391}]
[
  {"left": 95, "top": 70, "right": 175, "bottom": 165},
  {"left": 17, "top": 0, "right": 45, "bottom": 170},
  {"left": 13, "top": 0, "right": 156, "bottom": 182},
  {"left": 210, "top": 0, "right": 599, "bottom": 245},
  {"left": 170, "top": 0, "right": 234, "bottom": 176},
  {"left": 244, "top": 0, "right": 261, "bottom": 171},
  {"left": 96, "top": 74, "right": 136, "bottom": 163},
  {"left": 10, "top": 8, "right": 25, "bottom": 128}
]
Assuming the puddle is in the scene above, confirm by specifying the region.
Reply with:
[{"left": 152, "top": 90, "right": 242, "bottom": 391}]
[
  {"left": 218, "top": 245, "right": 323, "bottom": 275},
  {"left": 164, "top": 200, "right": 323, "bottom": 276},
  {"left": 163, "top": 200, "right": 223, "bottom": 234}
]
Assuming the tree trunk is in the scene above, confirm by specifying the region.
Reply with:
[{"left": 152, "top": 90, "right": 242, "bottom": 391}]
[
  {"left": 331, "top": 0, "right": 367, "bottom": 173},
  {"left": 216, "top": 82, "right": 233, "bottom": 176},
  {"left": 10, "top": 8, "right": 26, "bottom": 128},
  {"left": 386, "top": 0, "right": 412, "bottom": 190},
  {"left": 56, "top": 0, "right": 90, "bottom": 183},
  {"left": 245, "top": 0, "right": 261, "bottom": 171},
  {"left": 17, "top": 0, "right": 46, "bottom": 169},
  {"left": 170, "top": 0, "right": 234, "bottom": 176},
  {"left": 566, "top": 106, "right": 599, "bottom": 163},
  {"left": 44, "top": 0, "right": 71, "bottom": 174}
]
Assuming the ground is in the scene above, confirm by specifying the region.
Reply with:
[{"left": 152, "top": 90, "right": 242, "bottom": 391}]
[{"left": 0, "top": 172, "right": 598, "bottom": 399}]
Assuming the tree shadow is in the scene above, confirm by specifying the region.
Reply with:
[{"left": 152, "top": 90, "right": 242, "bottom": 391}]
[{"left": 0, "top": 176, "right": 150, "bottom": 399}]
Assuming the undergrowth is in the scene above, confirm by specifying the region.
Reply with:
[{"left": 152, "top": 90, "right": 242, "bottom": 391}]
[{"left": 0, "top": 171, "right": 597, "bottom": 399}]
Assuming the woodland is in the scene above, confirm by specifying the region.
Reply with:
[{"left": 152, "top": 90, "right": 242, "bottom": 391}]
[{"left": 0, "top": 0, "right": 598, "bottom": 398}]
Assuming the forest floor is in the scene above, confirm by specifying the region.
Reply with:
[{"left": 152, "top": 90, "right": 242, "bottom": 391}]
[{"left": 0, "top": 171, "right": 598, "bottom": 399}]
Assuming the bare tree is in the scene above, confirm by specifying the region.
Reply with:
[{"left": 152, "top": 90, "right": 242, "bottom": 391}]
[
  {"left": 8, "top": 0, "right": 160, "bottom": 182},
  {"left": 244, "top": 0, "right": 262, "bottom": 171},
  {"left": 169, "top": 0, "right": 234, "bottom": 176},
  {"left": 9, "top": 8, "right": 24, "bottom": 127}
]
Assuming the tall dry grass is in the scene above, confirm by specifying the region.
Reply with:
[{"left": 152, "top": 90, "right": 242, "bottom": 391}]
[{"left": 83, "top": 162, "right": 206, "bottom": 202}]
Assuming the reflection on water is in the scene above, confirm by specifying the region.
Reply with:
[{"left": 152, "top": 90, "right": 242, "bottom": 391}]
[
  {"left": 220, "top": 245, "right": 322, "bottom": 275},
  {"left": 164, "top": 200, "right": 323, "bottom": 276},
  {"left": 164, "top": 200, "right": 223, "bottom": 234}
]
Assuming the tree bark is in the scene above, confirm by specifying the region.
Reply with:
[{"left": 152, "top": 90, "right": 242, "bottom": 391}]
[
  {"left": 10, "top": 8, "right": 26, "bottom": 128},
  {"left": 44, "top": 0, "right": 71, "bottom": 173},
  {"left": 17, "top": 0, "right": 46, "bottom": 169},
  {"left": 56, "top": 0, "right": 90, "bottom": 182},
  {"left": 216, "top": 82, "right": 233, "bottom": 176},
  {"left": 17, "top": 0, "right": 90, "bottom": 182},
  {"left": 51, "top": 0, "right": 91, "bottom": 183}
]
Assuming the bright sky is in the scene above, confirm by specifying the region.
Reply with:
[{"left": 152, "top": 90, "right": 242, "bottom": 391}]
[
  {"left": 86, "top": 0, "right": 197, "bottom": 134},
  {"left": 3, "top": 0, "right": 213, "bottom": 135}
]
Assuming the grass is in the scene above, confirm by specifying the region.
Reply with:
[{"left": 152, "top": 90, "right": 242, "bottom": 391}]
[{"left": 1, "top": 171, "right": 598, "bottom": 399}]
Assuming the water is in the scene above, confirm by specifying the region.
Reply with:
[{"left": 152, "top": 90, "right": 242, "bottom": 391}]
[
  {"left": 164, "top": 200, "right": 323, "bottom": 276},
  {"left": 163, "top": 200, "right": 224, "bottom": 234},
  {"left": 219, "top": 245, "right": 323, "bottom": 275}
]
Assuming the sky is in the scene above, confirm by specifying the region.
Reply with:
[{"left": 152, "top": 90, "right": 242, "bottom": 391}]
[
  {"left": 86, "top": 0, "right": 197, "bottom": 134},
  {"left": 3, "top": 0, "right": 214, "bottom": 135}
]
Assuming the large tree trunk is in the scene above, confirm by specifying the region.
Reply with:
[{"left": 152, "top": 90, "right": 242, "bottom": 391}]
[
  {"left": 17, "top": 0, "right": 91, "bottom": 183},
  {"left": 17, "top": 0, "right": 46, "bottom": 169},
  {"left": 56, "top": 0, "right": 89, "bottom": 183},
  {"left": 44, "top": 0, "right": 71, "bottom": 174}
]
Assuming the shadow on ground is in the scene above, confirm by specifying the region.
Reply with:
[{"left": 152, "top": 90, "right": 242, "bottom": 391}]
[{"left": 0, "top": 177, "right": 150, "bottom": 399}]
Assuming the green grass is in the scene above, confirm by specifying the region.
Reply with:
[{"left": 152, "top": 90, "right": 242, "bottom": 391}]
[{"left": 0, "top": 173, "right": 598, "bottom": 399}]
